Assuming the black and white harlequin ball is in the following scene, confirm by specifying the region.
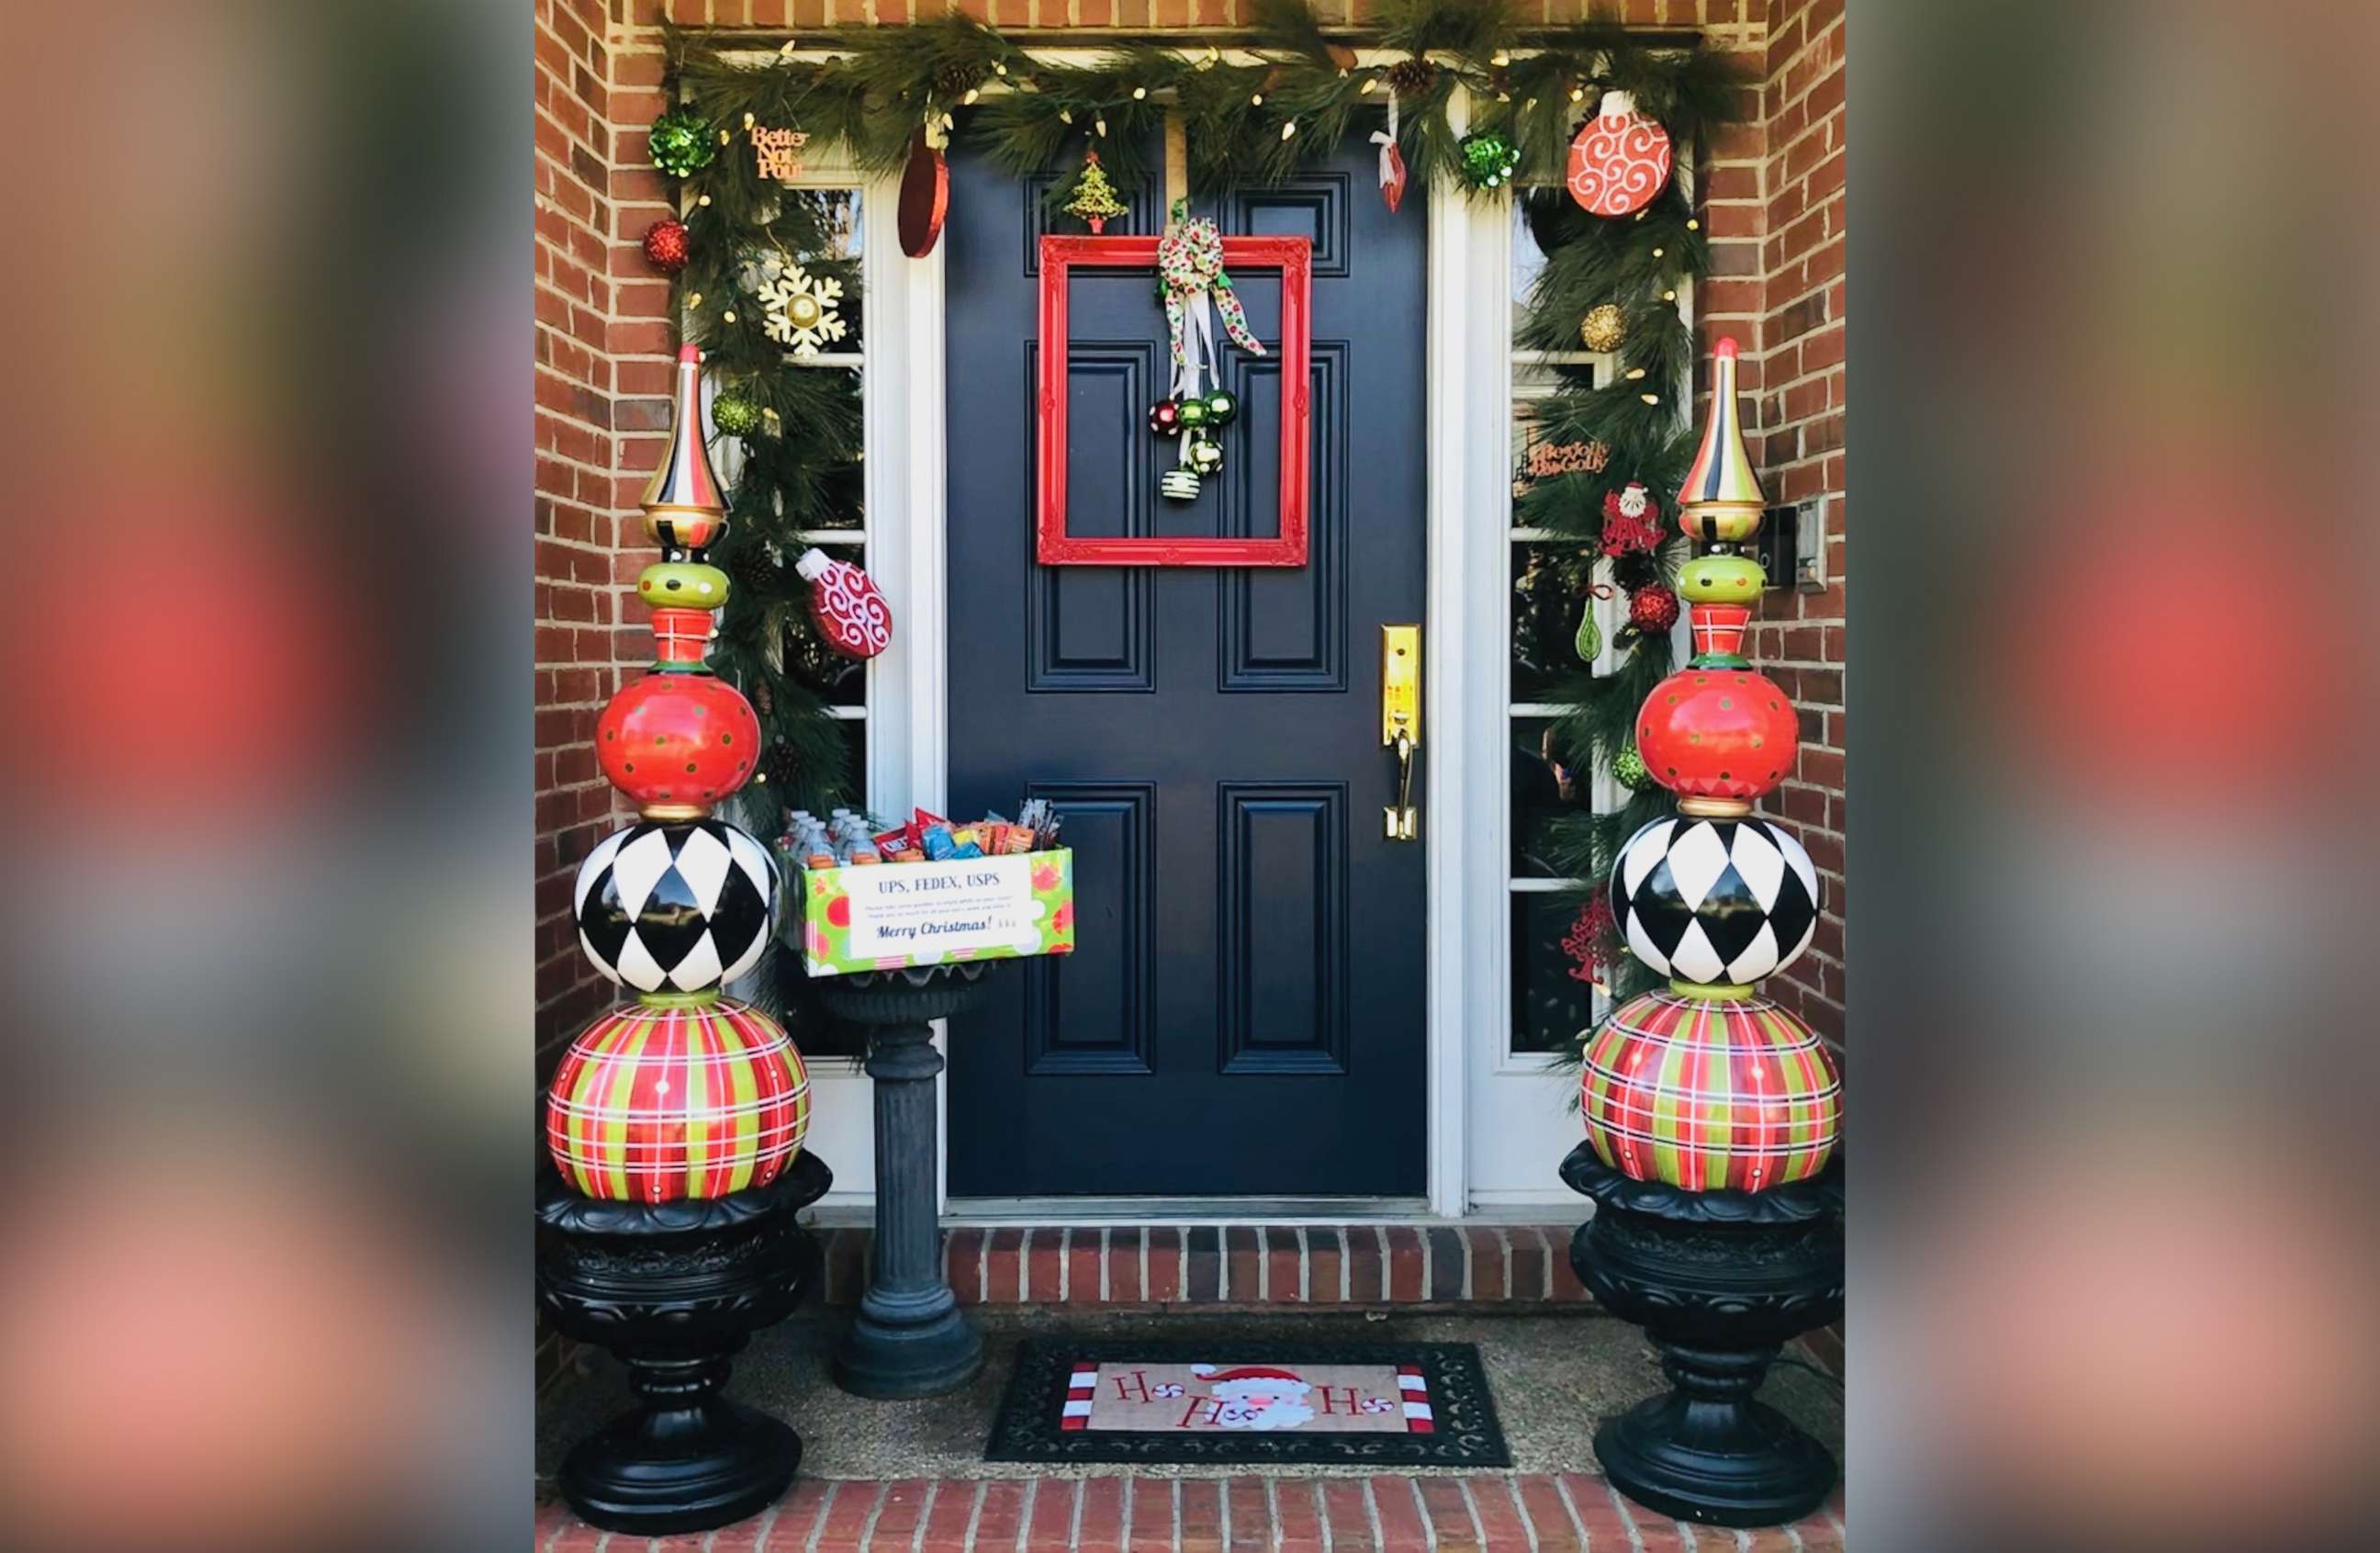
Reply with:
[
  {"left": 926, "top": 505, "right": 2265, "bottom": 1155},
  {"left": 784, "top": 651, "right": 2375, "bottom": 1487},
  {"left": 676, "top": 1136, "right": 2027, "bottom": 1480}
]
[
  {"left": 574, "top": 818, "right": 780, "bottom": 995},
  {"left": 1609, "top": 816, "right": 1821, "bottom": 988}
]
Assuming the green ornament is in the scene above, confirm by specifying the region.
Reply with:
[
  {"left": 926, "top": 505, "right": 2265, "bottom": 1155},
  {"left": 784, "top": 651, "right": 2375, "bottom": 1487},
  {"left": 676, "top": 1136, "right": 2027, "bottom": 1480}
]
[
  {"left": 1457, "top": 130, "right": 1521, "bottom": 190},
  {"left": 649, "top": 109, "right": 717, "bottom": 179},
  {"left": 1575, "top": 605, "right": 1602, "bottom": 664},
  {"left": 1203, "top": 390, "right": 1238, "bottom": 426},
  {"left": 1611, "top": 744, "right": 1650, "bottom": 792},
  {"left": 1175, "top": 397, "right": 1211, "bottom": 430},
  {"left": 711, "top": 392, "right": 763, "bottom": 438},
  {"left": 1187, "top": 433, "right": 1225, "bottom": 475},
  {"left": 637, "top": 560, "right": 730, "bottom": 610}
]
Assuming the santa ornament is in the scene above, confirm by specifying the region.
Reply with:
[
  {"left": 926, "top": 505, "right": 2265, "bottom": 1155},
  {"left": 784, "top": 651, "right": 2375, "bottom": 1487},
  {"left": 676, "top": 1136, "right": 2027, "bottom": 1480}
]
[
  {"left": 1191, "top": 1365, "right": 1316, "bottom": 1431},
  {"left": 1566, "top": 91, "right": 1674, "bottom": 218},
  {"left": 793, "top": 547, "right": 892, "bottom": 659}
]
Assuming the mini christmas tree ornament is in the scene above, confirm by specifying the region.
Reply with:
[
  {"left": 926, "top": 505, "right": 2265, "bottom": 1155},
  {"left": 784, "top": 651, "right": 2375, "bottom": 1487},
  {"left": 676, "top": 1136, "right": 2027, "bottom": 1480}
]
[
  {"left": 711, "top": 391, "right": 764, "bottom": 439},
  {"left": 648, "top": 108, "right": 717, "bottom": 179},
  {"left": 1148, "top": 399, "right": 1182, "bottom": 437},
  {"left": 1601, "top": 481, "right": 1665, "bottom": 557},
  {"left": 1677, "top": 338, "right": 1767, "bottom": 543},
  {"left": 793, "top": 548, "right": 892, "bottom": 659},
  {"left": 1579, "top": 303, "right": 1627, "bottom": 352},
  {"left": 1566, "top": 91, "right": 1674, "bottom": 218},
  {"left": 1628, "top": 582, "right": 1680, "bottom": 636},
  {"left": 642, "top": 217, "right": 693, "bottom": 275},
  {"left": 1611, "top": 743, "right": 1651, "bottom": 791},
  {"left": 1561, "top": 893, "right": 1619, "bottom": 985},
  {"left": 1062, "top": 149, "right": 1128, "bottom": 234},
  {"left": 1156, "top": 202, "right": 1266, "bottom": 501},
  {"left": 1458, "top": 129, "right": 1522, "bottom": 190},
  {"left": 898, "top": 122, "right": 950, "bottom": 259},
  {"left": 755, "top": 261, "right": 846, "bottom": 356},
  {"left": 1369, "top": 88, "right": 1409, "bottom": 213}
]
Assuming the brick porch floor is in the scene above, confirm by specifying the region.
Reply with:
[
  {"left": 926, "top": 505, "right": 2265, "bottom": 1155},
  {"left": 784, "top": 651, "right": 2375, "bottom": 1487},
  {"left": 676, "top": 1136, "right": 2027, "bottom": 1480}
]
[{"left": 534, "top": 1473, "right": 1848, "bottom": 1550}]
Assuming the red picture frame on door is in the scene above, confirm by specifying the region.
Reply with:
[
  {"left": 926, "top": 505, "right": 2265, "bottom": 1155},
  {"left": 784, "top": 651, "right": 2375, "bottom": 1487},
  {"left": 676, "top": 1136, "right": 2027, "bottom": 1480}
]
[{"left": 1037, "top": 233, "right": 1311, "bottom": 567}]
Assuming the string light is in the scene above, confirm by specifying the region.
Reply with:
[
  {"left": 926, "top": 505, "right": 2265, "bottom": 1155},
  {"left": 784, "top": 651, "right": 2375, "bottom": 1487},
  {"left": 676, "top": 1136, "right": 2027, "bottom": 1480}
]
[
  {"left": 1251, "top": 92, "right": 1264, "bottom": 107},
  {"left": 963, "top": 87, "right": 980, "bottom": 105},
  {"left": 1361, "top": 77, "right": 1378, "bottom": 94},
  {"left": 1058, "top": 109, "right": 1072, "bottom": 124},
  {"left": 1281, "top": 120, "right": 1297, "bottom": 141},
  {"left": 1652, "top": 246, "right": 1665, "bottom": 257},
  {"left": 1094, "top": 117, "right": 1107, "bottom": 137},
  {"left": 1640, "top": 392, "right": 1659, "bottom": 405},
  {"left": 1131, "top": 85, "right": 1148, "bottom": 100},
  {"left": 1662, "top": 288, "right": 1677, "bottom": 301},
  {"left": 689, "top": 292, "right": 703, "bottom": 307},
  {"left": 993, "top": 60, "right": 1008, "bottom": 76},
  {"left": 742, "top": 112, "right": 756, "bottom": 129},
  {"left": 1624, "top": 367, "right": 1645, "bottom": 380},
  {"left": 724, "top": 310, "right": 737, "bottom": 323},
  {"left": 1686, "top": 219, "right": 1701, "bottom": 231},
  {"left": 1491, "top": 50, "right": 1511, "bottom": 66},
  {"left": 718, "top": 129, "right": 732, "bottom": 145},
  {"left": 1570, "top": 84, "right": 1586, "bottom": 103},
  {"left": 1522, "top": 96, "right": 1537, "bottom": 111},
  {"left": 697, "top": 194, "right": 713, "bottom": 207}
]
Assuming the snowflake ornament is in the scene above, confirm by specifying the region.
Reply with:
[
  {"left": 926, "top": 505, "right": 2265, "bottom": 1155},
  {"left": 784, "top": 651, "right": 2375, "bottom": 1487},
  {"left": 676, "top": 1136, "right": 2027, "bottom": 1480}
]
[{"left": 753, "top": 259, "right": 846, "bottom": 356}]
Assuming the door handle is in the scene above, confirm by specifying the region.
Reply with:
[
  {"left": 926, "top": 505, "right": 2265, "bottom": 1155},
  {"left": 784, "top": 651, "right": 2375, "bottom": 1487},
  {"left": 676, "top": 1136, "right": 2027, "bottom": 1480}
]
[{"left": 1382, "top": 625, "right": 1420, "bottom": 841}]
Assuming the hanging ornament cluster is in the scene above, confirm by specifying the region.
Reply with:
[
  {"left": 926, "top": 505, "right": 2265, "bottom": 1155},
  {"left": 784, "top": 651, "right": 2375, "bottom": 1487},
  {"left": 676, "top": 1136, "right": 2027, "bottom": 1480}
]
[
  {"left": 711, "top": 391, "right": 764, "bottom": 439},
  {"left": 793, "top": 547, "right": 892, "bottom": 660},
  {"left": 642, "top": 218, "right": 692, "bottom": 276},
  {"left": 1579, "top": 303, "right": 1627, "bottom": 352},
  {"left": 1566, "top": 90, "right": 1674, "bottom": 218},
  {"left": 1151, "top": 203, "right": 1264, "bottom": 503},
  {"left": 1600, "top": 481, "right": 1664, "bottom": 557},
  {"left": 1457, "top": 129, "right": 1522, "bottom": 190},
  {"left": 1062, "top": 150, "right": 1128, "bottom": 234},
  {"left": 648, "top": 108, "right": 717, "bottom": 179},
  {"left": 546, "top": 343, "right": 814, "bottom": 1205}
]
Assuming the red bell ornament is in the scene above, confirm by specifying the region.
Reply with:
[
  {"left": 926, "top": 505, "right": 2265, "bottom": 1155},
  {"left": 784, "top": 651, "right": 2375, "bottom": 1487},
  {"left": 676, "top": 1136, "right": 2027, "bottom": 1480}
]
[
  {"left": 1634, "top": 667, "right": 1801, "bottom": 803},
  {"left": 597, "top": 672, "right": 762, "bottom": 817},
  {"left": 794, "top": 548, "right": 892, "bottom": 660}
]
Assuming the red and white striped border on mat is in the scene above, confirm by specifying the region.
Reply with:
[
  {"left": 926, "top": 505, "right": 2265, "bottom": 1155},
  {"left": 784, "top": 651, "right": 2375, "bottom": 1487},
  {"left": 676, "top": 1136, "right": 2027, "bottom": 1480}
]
[
  {"left": 1061, "top": 1364, "right": 1099, "bottom": 1430},
  {"left": 1398, "top": 1364, "right": 1433, "bottom": 1433}
]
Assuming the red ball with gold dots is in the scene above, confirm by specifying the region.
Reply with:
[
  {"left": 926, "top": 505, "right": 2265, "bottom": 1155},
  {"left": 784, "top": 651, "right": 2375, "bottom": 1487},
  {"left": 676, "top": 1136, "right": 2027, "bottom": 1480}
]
[
  {"left": 1635, "top": 667, "right": 1801, "bottom": 801},
  {"left": 596, "top": 672, "right": 761, "bottom": 815}
]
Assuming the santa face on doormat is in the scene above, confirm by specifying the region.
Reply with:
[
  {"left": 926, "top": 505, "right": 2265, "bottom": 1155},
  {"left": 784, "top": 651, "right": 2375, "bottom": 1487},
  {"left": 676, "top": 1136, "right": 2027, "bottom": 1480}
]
[{"left": 1191, "top": 1365, "right": 1316, "bottom": 1430}]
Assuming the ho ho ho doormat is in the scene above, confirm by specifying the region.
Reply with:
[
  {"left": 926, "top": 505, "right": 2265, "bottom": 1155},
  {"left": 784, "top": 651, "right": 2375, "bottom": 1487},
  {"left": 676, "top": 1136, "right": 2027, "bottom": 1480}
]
[{"left": 985, "top": 1340, "right": 1510, "bottom": 1467}]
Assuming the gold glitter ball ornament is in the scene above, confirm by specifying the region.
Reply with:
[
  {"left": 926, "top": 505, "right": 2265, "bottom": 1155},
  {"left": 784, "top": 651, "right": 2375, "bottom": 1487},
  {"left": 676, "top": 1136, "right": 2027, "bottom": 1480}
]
[{"left": 1580, "top": 304, "right": 1627, "bottom": 353}]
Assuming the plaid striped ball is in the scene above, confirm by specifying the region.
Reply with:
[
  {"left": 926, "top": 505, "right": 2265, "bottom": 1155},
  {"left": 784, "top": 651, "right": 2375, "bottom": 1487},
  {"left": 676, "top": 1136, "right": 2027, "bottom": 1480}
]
[
  {"left": 545, "top": 997, "right": 811, "bottom": 1202},
  {"left": 1579, "top": 989, "right": 1839, "bottom": 1193}
]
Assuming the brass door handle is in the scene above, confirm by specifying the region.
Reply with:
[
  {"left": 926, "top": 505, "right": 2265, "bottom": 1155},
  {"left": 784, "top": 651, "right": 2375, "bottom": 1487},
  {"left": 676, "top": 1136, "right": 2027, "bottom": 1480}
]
[{"left": 1382, "top": 625, "right": 1420, "bottom": 841}]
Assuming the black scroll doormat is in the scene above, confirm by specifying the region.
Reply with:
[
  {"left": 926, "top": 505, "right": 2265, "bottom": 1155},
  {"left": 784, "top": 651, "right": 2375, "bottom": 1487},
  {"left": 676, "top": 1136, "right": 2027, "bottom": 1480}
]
[{"left": 985, "top": 1340, "right": 1510, "bottom": 1467}]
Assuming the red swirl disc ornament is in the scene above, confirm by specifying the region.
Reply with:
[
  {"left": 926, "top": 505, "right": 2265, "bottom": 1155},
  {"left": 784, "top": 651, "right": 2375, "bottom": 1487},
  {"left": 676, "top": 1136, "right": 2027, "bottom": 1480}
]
[
  {"left": 1635, "top": 667, "right": 1801, "bottom": 801},
  {"left": 596, "top": 672, "right": 762, "bottom": 816},
  {"left": 794, "top": 547, "right": 892, "bottom": 659},
  {"left": 1566, "top": 91, "right": 1674, "bottom": 218}
]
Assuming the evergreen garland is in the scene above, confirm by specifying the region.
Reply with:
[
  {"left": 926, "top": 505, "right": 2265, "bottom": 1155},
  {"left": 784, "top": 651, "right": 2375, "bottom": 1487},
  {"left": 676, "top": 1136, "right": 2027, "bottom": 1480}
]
[{"left": 658, "top": 3, "right": 1749, "bottom": 1063}]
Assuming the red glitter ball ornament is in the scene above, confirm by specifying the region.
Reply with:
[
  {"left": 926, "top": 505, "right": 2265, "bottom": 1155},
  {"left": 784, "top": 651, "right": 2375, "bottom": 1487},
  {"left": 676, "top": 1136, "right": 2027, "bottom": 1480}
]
[
  {"left": 1627, "top": 582, "right": 1679, "bottom": 635},
  {"left": 1634, "top": 667, "right": 1801, "bottom": 801},
  {"left": 596, "top": 672, "right": 762, "bottom": 814},
  {"left": 641, "top": 218, "right": 692, "bottom": 275}
]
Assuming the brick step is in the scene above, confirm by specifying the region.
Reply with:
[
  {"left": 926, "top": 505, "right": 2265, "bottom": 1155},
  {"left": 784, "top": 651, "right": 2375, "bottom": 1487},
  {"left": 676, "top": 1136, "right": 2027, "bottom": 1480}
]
[
  {"left": 813, "top": 1225, "right": 1592, "bottom": 1309},
  {"left": 536, "top": 1473, "right": 1847, "bottom": 1551}
]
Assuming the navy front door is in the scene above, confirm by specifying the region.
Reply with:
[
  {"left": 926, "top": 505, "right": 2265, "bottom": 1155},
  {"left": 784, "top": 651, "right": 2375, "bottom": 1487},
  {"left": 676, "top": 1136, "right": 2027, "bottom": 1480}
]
[{"left": 944, "top": 128, "right": 1428, "bottom": 1198}]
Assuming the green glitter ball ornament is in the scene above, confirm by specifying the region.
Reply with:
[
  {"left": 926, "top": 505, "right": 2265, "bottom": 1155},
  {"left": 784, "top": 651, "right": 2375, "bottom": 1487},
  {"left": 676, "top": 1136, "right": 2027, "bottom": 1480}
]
[
  {"left": 711, "top": 392, "right": 764, "bottom": 438},
  {"left": 1611, "top": 743, "right": 1651, "bottom": 792},
  {"left": 1457, "top": 130, "right": 1521, "bottom": 190},
  {"left": 648, "top": 109, "right": 717, "bottom": 179}
]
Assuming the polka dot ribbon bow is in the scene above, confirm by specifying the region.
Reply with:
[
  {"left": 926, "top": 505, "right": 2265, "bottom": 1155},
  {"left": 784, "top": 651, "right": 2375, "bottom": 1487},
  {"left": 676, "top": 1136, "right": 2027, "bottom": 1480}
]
[{"left": 1159, "top": 200, "right": 1265, "bottom": 404}]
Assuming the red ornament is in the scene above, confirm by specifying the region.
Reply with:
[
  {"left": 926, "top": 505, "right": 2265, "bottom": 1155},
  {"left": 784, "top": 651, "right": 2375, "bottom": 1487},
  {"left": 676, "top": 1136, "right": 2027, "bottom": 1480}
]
[
  {"left": 641, "top": 218, "right": 692, "bottom": 275},
  {"left": 1634, "top": 667, "right": 1802, "bottom": 802},
  {"left": 1566, "top": 91, "right": 1674, "bottom": 218},
  {"left": 1628, "top": 582, "right": 1680, "bottom": 635},
  {"left": 898, "top": 127, "right": 949, "bottom": 259},
  {"left": 1600, "top": 481, "right": 1664, "bottom": 557},
  {"left": 596, "top": 672, "right": 762, "bottom": 815},
  {"left": 794, "top": 548, "right": 892, "bottom": 659},
  {"left": 1562, "top": 895, "right": 1618, "bottom": 985}
]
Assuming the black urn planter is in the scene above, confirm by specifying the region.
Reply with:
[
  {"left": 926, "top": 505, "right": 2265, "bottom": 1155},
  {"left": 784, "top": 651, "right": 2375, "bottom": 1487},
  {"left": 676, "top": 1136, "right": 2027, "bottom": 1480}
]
[
  {"left": 1562, "top": 1142, "right": 1844, "bottom": 1528},
  {"left": 536, "top": 1150, "right": 832, "bottom": 1536},
  {"left": 814, "top": 962, "right": 994, "bottom": 1400}
]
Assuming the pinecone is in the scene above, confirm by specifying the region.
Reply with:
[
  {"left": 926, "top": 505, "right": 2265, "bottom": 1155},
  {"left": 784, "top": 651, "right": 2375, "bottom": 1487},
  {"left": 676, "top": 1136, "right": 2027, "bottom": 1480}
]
[
  {"left": 1386, "top": 57, "right": 1439, "bottom": 97},
  {"left": 933, "top": 63, "right": 986, "bottom": 101},
  {"left": 758, "top": 742, "right": 803, "bottom": 790},
  {"left": 782, "top": 614, "right": 859, "bottom": 696},
  {"left": 731, "top": 542, "right": 780, "bottom": 595}
]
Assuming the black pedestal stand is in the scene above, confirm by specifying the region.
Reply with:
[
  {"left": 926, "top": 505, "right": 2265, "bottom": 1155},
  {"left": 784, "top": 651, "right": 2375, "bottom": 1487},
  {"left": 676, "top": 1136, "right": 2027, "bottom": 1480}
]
[
  {"left": 536, "top": 1151, "right": 832, "bottom": 1535},
  {"left": 815, "top": 962, "right": 994, "bottom": 1400},
  {"left": 1561, "top": 1143, "right": 1844, "bottom": 1528}
]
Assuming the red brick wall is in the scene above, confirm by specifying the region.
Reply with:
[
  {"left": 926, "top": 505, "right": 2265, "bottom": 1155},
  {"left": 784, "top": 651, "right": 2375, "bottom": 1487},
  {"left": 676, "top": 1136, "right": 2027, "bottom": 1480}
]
[{"left": 1746, "top": 0, "right": 1845, "bottom": 1054}]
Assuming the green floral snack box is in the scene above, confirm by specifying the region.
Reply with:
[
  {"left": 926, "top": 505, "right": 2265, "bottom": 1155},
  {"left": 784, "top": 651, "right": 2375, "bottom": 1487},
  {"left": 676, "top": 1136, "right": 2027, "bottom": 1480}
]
[{"left": 796, "top": 850, "right": 1075, "bottom": 977}]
